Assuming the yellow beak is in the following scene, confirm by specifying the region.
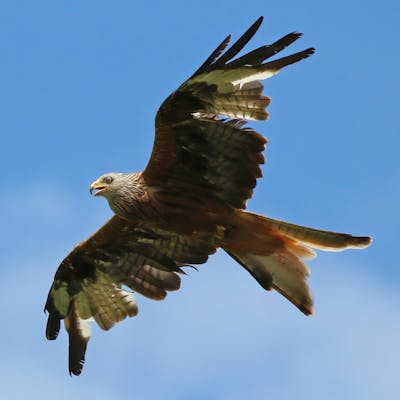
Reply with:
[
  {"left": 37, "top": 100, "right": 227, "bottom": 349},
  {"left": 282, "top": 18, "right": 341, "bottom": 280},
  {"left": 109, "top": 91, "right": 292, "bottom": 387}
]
[{"left": 89, "top": 180, "right": 108, "bottom": 196}]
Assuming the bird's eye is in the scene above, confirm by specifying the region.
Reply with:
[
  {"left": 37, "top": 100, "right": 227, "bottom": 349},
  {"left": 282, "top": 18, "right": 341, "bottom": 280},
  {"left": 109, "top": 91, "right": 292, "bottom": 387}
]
[{"left": 103, "top": 176, "right": 114, "bottom": 184}]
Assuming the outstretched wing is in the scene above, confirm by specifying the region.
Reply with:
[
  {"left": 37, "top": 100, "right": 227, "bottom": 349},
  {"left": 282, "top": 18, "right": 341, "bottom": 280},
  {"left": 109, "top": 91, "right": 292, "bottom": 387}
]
[
  {"left": 143, "top": 17, "right": 314, "bottom": 209},
  {"left": 45, "top": 216, "right": 216, "bottom": 375}
]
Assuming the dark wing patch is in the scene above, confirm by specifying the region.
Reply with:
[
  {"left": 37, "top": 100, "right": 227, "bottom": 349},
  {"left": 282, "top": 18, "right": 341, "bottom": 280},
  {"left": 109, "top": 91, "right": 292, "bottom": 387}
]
[
  {"left": 144, "top": 17, "right": 314, "bottom": 209},
  {"left": 45, "top": 216, "right": 216, "bottom": 375},
  {"left": 155, "top": 118, "right": 266, "bottom": 209}
]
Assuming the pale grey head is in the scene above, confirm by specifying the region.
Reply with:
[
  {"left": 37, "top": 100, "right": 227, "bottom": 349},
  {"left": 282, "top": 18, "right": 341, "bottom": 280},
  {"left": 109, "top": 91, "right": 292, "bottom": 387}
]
[
  {"left": 89, "top": 172, "right": 144, "bottom": 216},
  {"left": 89, "top": 173, "right": 128, "bottom": 198}
]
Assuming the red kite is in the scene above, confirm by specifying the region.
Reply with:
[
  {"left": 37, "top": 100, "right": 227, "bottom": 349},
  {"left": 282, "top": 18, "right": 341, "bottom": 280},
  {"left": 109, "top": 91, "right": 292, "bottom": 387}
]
[{"left": 45, "top": 17, "right": 371, "bottom": 375}]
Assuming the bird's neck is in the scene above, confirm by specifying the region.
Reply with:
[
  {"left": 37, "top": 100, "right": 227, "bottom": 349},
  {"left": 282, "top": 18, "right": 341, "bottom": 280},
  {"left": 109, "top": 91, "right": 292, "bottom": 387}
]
[{"left": 107, "top": 172, "right": 150, "bottom": 219}]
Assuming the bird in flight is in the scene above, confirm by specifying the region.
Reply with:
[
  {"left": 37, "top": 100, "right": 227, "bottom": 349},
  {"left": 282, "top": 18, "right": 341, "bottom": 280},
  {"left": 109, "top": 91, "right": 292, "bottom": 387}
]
[{"left": 45, "top": 17, "right": 371, "bottom": 376}]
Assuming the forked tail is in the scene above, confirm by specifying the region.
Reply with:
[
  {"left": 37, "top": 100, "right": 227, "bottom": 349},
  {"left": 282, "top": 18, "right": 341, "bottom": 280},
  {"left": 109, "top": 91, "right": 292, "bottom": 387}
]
[{"left": 224, "top": 211, "right": 371, "bottom": 315}]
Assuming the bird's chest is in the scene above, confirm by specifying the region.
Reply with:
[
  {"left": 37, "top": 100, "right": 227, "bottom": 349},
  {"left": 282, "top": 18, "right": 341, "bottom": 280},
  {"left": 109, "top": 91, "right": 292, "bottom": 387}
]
[{"left": 108, "top": 193, "right": 157, "bottom": 222}]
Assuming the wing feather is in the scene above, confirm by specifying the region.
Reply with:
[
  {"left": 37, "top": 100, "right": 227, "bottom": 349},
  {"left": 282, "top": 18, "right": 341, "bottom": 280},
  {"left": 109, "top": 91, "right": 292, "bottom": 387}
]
[
  {"left": 190, "top": 34, "right": 231, "bottom": 78},
  {"left": 44, "top": 216, "right": 215, "bottom": 375},
  {"left": 212, "top": 16, "right": 264, "bottom": 68},
  {"left": 227, "top": 32, "right": 303, "bottom": 68}
]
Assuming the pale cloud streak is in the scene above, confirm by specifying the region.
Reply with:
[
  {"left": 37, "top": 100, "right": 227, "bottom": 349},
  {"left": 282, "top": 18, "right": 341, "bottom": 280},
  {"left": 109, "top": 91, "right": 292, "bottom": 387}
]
[{"left": 2, "top": 248, "right": 397, "bottom": 400}]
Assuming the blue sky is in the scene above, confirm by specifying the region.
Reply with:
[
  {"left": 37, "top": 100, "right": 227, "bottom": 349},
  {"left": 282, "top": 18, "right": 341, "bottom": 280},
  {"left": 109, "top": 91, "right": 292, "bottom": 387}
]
[{"left": 1, "top": 1, "right": 399, "bottom": 399}]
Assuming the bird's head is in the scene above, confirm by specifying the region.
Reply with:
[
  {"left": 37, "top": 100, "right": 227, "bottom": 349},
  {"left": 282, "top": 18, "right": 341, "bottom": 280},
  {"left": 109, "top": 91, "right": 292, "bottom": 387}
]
[{"left": 89, "top": 173, "right": 125, "bottom": 199}]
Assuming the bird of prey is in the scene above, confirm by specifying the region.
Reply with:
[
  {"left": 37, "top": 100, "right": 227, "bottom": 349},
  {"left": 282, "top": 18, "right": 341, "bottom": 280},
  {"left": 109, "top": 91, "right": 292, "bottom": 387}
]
[{"left": 45, "top": 17, "right": 371, "bottom": 375}]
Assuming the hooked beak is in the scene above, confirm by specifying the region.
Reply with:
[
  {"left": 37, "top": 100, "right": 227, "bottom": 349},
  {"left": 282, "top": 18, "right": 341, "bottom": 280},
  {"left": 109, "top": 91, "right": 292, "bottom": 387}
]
[{"left": 89, "top": 180, "right": 108, "bottom": 196}]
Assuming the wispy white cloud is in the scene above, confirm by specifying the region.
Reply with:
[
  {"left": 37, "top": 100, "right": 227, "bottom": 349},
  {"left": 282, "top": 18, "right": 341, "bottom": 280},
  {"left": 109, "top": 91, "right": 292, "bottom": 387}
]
[
  {"left": 125, "top": 255, "right": 400, "bottom": 400},
  {"left": 3, "top": 249, "right": 397, "bottom": 400}
]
